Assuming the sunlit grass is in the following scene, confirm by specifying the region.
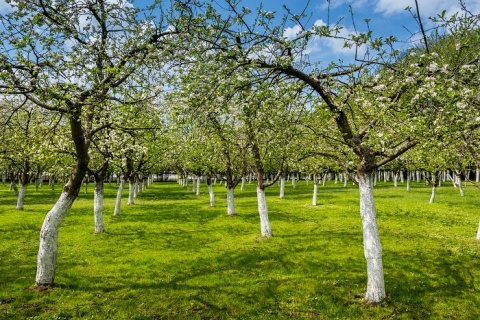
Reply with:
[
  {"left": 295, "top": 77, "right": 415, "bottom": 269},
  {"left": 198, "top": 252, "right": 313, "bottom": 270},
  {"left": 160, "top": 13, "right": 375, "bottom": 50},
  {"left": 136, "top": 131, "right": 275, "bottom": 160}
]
[{"left": 0, "top": 178, "right": 479, "bottom": 319}]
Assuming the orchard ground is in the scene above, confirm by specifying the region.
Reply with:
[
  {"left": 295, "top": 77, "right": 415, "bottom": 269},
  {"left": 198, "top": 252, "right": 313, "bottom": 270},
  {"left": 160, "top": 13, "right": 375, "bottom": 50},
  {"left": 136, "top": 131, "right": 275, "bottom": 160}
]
[{"left": 0, "top": 179, "right": 479, "bottom": 319}]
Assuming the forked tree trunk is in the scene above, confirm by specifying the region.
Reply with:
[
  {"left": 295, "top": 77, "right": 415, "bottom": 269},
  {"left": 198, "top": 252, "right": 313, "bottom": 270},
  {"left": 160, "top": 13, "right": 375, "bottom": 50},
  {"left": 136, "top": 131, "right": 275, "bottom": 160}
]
[
  {"left": 226, "top": 187, "right": 235, "bottom": 215},
  {"left": 114, "top": 178, "right": 125, "bottom": 216},
  {"left": 257, "top": 186, "right": 272, "bottom": 238},
  {"left": 279, "top": 176, "right": 285, "bottom": 198},
  {"left": 93, "top": 179, "right": 105, "bottom": 233},
  {"left": 36, "top": 191, "right": 76, "bottom": 286},
  {"left": 16, "top": 183, "right": 28, "bottom": 210},
  {"left": 357, "top": 171, "right": 385, "bottom": 303}
]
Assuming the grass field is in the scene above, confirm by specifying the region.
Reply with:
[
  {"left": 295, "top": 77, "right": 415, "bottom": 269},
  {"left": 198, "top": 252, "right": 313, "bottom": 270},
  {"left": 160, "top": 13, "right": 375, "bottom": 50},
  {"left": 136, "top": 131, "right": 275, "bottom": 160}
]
[{"left": 0, "top": 179, "right": 479, "bottom": 319}]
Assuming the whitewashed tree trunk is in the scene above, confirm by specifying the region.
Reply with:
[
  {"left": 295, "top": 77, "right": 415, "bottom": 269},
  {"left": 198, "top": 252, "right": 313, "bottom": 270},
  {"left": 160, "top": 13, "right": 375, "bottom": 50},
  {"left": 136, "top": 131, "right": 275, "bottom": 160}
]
[
  {"left": 334, "top": 173, "right": 338, "bottom": 184},
  {"left": 291, "top": 175, "right": 296, "bottom": 189},
  {"left": 400, "top": 171, "right": 404, "bottom": 183},
  {"left": 455, "top": 171, "right": 465, "bottom": 197},
  {"left": 416, "top": 171, "right": 421, "bottom": 183},
  {"left": 1, "top": 173, "right": 6, "bottom": 185},
  {"left": 227, "top": 187, "right": 235, "bottom": 216},
  {"left": 195, "top": 176, "right": 200, "bottom": 196},
  {"left": 10, "top": 180, "right": 19, "bottom": 196},
  {"left": 16, "top": 183, "right": 27, "bottom": 210},
  {"left": 257, "top": 187, "right": 272, "bottom": 237},
  {"left": 114, "top": 178, "right": 125, "bottom": 216},
  {"left": 35, "top": 177, "right": 40, "bottom": 192},
  {"left": 241, "top": 176, "right": 246, "bottom": 190},
  {"left": 208, "top": 184, "right": 215, "bottom": 207},
  {"left": 312, "top": 178, "right": 319, "bottom": 206},
  {"left": 279, "top": 176, "right": 285, "bottom": 198},
  {"left": 357, "top": 172, "right": 385, "bottom": 303},
  {"left": 429, "top": 185, "right": 436, "bottom": 203},
  {"left": 128, "top": 180, "right": 135, "bottom": 205},
  {"left": 476, "top": 169, "right": 480, "bottom": 183},
  {"left": 477, "top": 221, "right": 480, "bottom": 240},
  {"left": 36, "top": 191, "right": 75, "bottom": 286},
  {"left": 93, "top": 180, "right": 105, "bottom": 233},
  {"left": 343, "top": 172, "right": 348, "bottom": 187},
  {"left": 393, "top": 173, "right": 398, "bottom": 187},
  {"left": 406, "top": 171, "right": 411, "bottom": 192}
]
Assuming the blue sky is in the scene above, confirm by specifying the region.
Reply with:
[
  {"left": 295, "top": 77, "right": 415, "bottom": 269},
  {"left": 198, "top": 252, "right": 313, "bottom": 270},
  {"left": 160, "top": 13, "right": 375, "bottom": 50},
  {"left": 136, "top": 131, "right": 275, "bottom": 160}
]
[{"left": 0, "top": 0, "right": 478, "bottom": 63}]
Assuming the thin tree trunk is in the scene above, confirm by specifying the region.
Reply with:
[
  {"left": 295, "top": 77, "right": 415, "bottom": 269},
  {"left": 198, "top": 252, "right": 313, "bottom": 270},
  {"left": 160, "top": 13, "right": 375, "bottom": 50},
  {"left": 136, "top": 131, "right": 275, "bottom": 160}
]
[
  {"left": 93, "top": 180, "right": 105, "bottom": 233},
  {"left": 208, "top": 181, "right": 215, "bottom": 207},
  {"left": 406, "top": 171, "right": 411, "bottom": 192},
  {"left": 477, "top": 221, "right": 480, "bottom": 240},
  {"left": 226, "top": 187, "right": 235, "bottom": 215},
  {"left": 11, "top": 180, "right": 19, "bottom": 196},
  {"left": 429, "top": 185, "right": 436, "bottom": 203},
  {"left": 279, "top": 176, "right": 285, "bottom": 198},
  {"left": 312, "top": 175, "right": 319, "bottom": 206},
  {"left": 16, "top": 183, "right": 27, "bottom": 210},
  {"left": 257, "top": 186, "right": 272, "bottom": 237},
  {"left": 114, "top": 178, "right": 125, "bottom": 216},
  {"left": 357, "top": 171, "right": 385, "bottom": 303},
  {"left": 241, "top": 176, "right": 246, "bottom": 190},
  {"left": 195, "top": 176, "right": 200, "bottom": 196},
  {"left": 343, "top": 172, "right": 348, "bottom": 187}
]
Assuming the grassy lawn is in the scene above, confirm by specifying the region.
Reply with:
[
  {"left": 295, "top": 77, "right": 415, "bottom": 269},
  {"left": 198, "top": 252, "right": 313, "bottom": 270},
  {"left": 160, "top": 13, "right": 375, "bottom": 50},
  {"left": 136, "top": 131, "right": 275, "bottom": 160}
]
[{"left": 0, "top": 178, "right": 479, "bottom": 319}]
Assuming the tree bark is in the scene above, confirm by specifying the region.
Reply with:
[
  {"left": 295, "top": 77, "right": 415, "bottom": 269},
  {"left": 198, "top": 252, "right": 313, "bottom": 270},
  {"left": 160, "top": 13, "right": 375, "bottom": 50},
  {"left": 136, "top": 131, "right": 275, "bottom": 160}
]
[
  {"left": 195, "top": 176, "right": 200, "bottom": 196},
  {"left": 477, "top": 221, "right": 480, "bottom": 240},
  {"left": 429, "top": 185, "right": 436, "bottom": 203},
  {"left": 114, "top": 178, "right": 125, "bottom": 216},
  {"left": 406, "top": 171, "right": 411, "bottom": 192},
  {"left": 257, "top": 186, "right": 272, "bottom": 237},
  {"left": 312, "top": 175, "right": 319, "bottom": 206},
  {"left": 357, "top": 171, "right": 386, "bottom": 303},
  {"left": 16, "top": 183, "right": 27, "bottom": 210}
]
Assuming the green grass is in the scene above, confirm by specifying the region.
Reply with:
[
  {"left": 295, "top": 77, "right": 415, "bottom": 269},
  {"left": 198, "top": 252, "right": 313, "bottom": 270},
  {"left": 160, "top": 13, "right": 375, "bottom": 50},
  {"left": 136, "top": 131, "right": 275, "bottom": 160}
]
[{"left": 0, "top": 179, "right": 479, "bottom": 319}]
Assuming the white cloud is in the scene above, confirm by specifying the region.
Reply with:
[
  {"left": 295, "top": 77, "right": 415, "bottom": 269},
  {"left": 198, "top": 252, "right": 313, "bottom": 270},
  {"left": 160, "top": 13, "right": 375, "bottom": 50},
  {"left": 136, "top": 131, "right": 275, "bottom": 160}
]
[{"left": 283, "top": 24, "right": 303, "bottom": 40}]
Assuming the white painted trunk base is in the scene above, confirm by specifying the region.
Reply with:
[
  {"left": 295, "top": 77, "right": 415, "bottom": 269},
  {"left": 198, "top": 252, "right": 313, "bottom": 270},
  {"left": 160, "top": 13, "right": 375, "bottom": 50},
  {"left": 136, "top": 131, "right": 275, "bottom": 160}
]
[
  {"left": 114, "top": 179, "right": 125, "bottom": 216},
  {"left": 208, "top": 184, "right": 215, "bottom": 207},
  {"left": 196, "top": 177, "right": 200, "bottom": 196},
  {"left": 257, "top": 187, "right": 272, "bottom": 237},
  {"left": 241, "top": 177, "right": 246, "bottom": 190},
  {"left": 227, "top": 187, "right": 236, "bottom": 215},
  {"left": 36, "top": 191, "right": 75, "bottom": 286},
  {"left": 429, "top": 185, "right": 436, "bottom": 203},
  {"left": 94, "top": 181, "right": 105, "bottom": 233},
  {"left": 16, "top": 184, "right": 27, "bottom": 210},
  {"left": 279, "top": 177, "right": 285, "bottom": 198},
  {"left": 358, "top": 172, "right": 385, "bottom": 303},
  {"left": 406, "top": 172, "right": 411, "bottom": 192},
  {"left": 128, "top": 181, "right": 135, "bottom": 205},
  {"left": 477, "top": 221, "right": 480, "bottom": 240},
  {"left": 312, "top": 183, "right": 318, "bottom": 206}
]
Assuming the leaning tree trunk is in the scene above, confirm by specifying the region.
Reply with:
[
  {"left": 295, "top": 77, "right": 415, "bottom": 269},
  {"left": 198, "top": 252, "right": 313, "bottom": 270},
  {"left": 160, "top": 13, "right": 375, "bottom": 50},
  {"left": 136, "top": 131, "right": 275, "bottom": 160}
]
[
  {"left": 226, "top": 187, "right": 235, "bottom": 215},
  {"left": 114, "top": 177, "right": 125, "bottom": 216},
  {"left": 10, "top": 180, "right": 19, "bottom": 196},
  {"left": 357, "top": 171, "right": 386, "bottom": 303},
  {"left": 93, "top": 179, "right": 105, "bottom": 233},
  {"left": 257, "top": 186, "right": 272, "bottom": 237}
]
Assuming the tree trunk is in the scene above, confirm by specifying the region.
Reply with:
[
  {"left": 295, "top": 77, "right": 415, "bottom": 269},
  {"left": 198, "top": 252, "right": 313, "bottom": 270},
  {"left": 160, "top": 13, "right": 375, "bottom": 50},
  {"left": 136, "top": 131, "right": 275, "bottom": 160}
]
[
  {"left": 195, "top": 176, "right": 200, "bottom": 196},
  {"left": 406, "top": 171, "right": 411, "bottom": 192},
  {"left": 343, "top": 172, "right": 348, "bottom": 187},
  {"left": 114, "top": 178, "right": 125, "bottom": 216},
  {"left": 312, "top": 176, "right": 319, "bottom": 206},
  {"left": 226, "top": 187, "right": 235, "bottom": 215},
  {"left": 429, "top": 185, "right": 436, "bottom": 203},
  {"left": 455, "top": 171, "right": 465, "bottom": 197},
  {"left": 10, "top": 180, "right": 19, "bottom": 196},
  {"left": 208, "top": 181, "right": 215, "bottom": 207},
  {"left": 477, "top": 221, "right": 480, "bottom": 240},
  {"left": 241, "top": 176, "right": 246, "bottom": 190},
  {"left": 357, "top": 171, "right": 385, "bottom": 303},
  {"left": 279, "top": 176, "right": 285, "bottom": 198},
  {"left": 257, "top": 186, "right": 272, "bottom": 237},
  {"left": 393, "top": 173, "right": 398, "bottom": 187},
  {"left": 93, "top": 179, "right": 105, "bottom": 233},
  {"left": 16, "top": 183, "right": 28, "bottom": 210},
  {"left": 36, "top": 191, "right": 76, "bottom": 286},
  {"left": 128, "top": 180, "right": 135, "bottom": 205}
]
